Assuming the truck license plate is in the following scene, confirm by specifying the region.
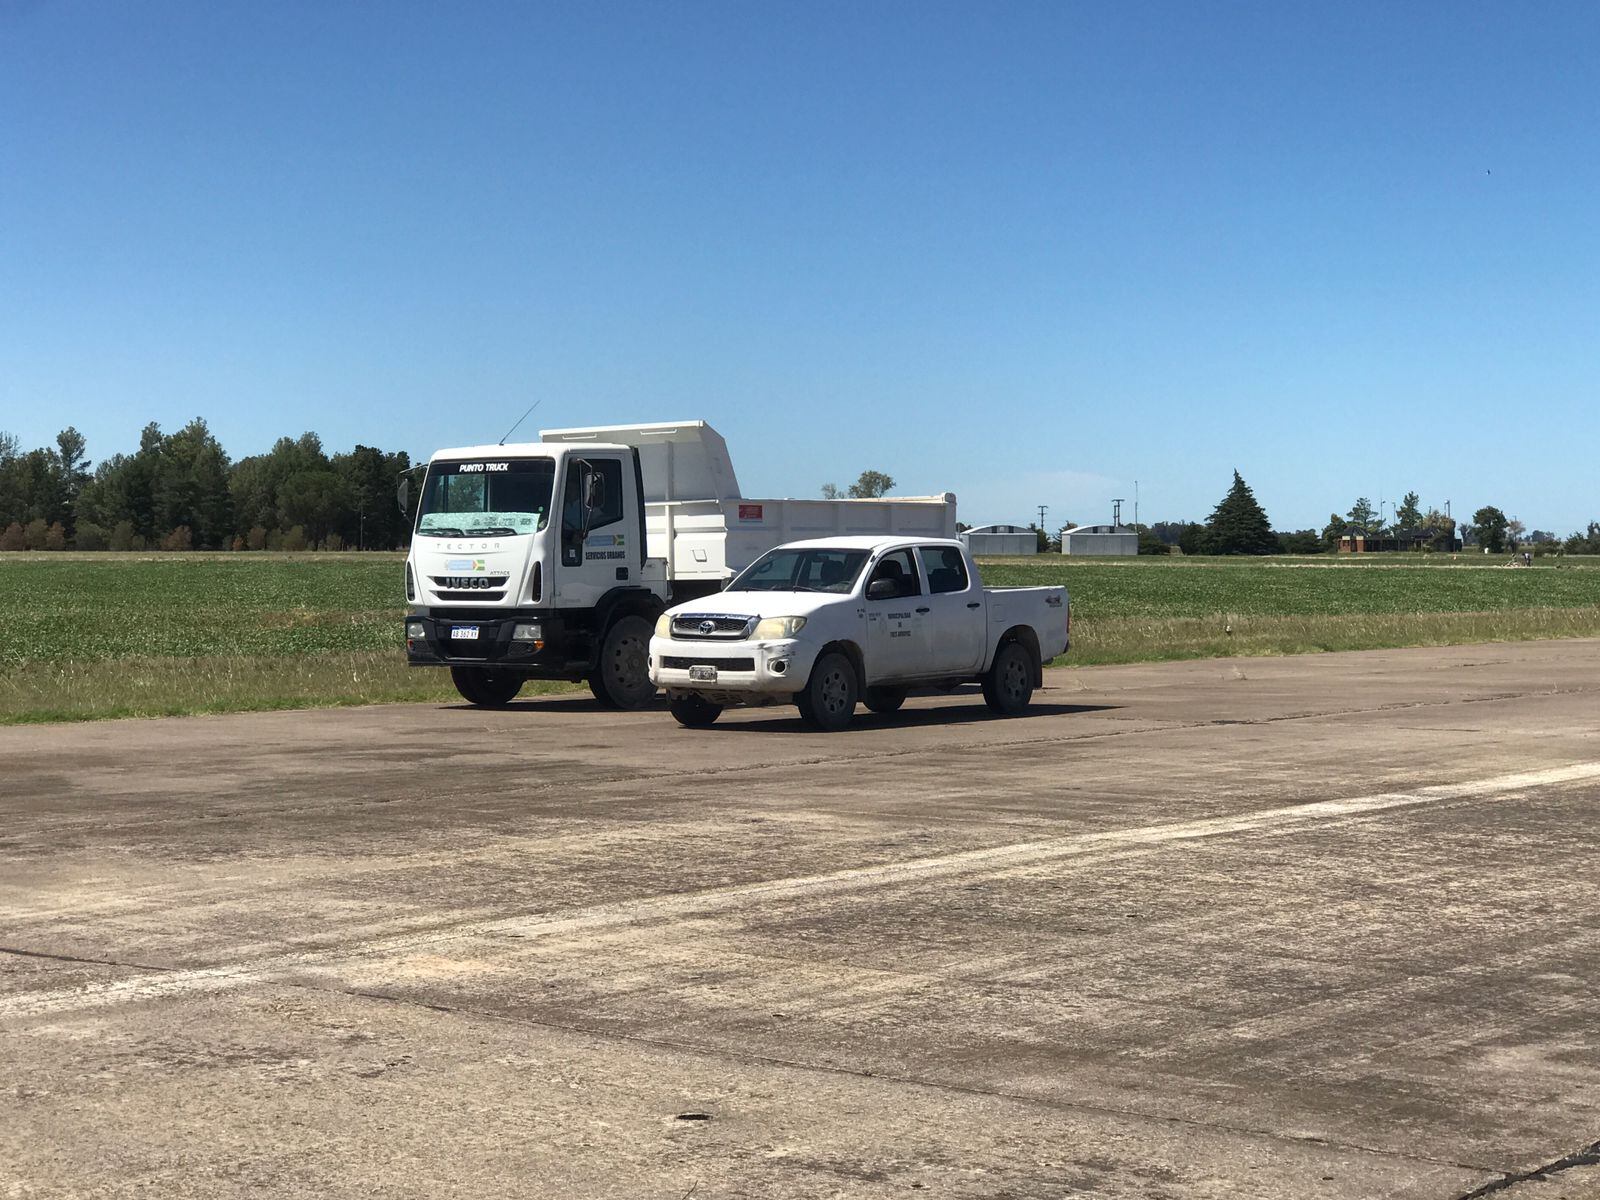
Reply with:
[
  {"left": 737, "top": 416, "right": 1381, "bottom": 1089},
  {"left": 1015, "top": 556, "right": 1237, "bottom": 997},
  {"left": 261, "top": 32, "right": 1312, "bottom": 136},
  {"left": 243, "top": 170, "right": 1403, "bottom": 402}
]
[
  {"left": 689, "top": 665, "right": 718, "bottom": 682},
  {"left": 450, "top": 626, "right": 480, "bottom": 641}
]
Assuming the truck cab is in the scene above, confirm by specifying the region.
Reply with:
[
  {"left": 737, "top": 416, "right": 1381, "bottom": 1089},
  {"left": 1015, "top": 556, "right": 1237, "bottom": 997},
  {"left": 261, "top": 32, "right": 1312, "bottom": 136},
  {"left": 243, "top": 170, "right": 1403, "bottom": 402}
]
[{"left": 403, "top": 440, "right": 665, "bottom": 709}]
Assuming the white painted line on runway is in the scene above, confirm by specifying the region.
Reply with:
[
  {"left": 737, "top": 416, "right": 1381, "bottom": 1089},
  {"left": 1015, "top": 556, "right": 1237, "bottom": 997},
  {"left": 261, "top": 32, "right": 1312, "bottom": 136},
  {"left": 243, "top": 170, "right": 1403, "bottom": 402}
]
[{"left": 5, "top": 762, "right": 1598, "bottom": 1022}]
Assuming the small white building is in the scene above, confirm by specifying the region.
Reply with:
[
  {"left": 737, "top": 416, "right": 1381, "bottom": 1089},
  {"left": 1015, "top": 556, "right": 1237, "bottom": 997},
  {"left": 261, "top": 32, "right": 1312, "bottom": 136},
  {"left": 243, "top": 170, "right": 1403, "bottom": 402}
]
[
  {"left": 1062, "top": 524, "right": 1138, "bottom": 556},
  {"left": 960, "top": 523, "right": 1037, "bottom": 556}
]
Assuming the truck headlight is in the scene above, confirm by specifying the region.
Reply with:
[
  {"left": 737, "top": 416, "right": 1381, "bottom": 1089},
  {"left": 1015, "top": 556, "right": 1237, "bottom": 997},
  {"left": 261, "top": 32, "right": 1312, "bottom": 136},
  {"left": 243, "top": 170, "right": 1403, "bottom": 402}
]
[
  {"left": 406, "top": 621, "right": 426, "bottom": 639},
  {"left": 655, "top": 613, "right": 673, "bottom": 638},
  {"left": 512, "top": 622, "right": 543, "bottom": 641},
  {"left": 754, "top": 616, "right": 806, "bottom": 640}
]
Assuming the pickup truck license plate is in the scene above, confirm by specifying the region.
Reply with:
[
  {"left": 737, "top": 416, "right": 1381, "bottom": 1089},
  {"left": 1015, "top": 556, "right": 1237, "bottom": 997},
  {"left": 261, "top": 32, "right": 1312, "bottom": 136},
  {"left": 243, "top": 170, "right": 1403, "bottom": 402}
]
[
  {"left": 450, "top": 626, "right": 480, "bottom": 641},
  {"left": 689, "top": 665, "right": 717, "bottom": 682}
]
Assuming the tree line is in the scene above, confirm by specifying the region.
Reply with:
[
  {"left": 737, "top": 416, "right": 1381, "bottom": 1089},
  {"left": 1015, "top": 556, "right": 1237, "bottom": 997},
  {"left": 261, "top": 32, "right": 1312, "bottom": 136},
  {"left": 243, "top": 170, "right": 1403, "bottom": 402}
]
[
  {"left": 1087, "top": 474, "right": 1590, "bottom": 557},
  {"left": 0, "top": 421, "right": 412, "bottom": 551}
]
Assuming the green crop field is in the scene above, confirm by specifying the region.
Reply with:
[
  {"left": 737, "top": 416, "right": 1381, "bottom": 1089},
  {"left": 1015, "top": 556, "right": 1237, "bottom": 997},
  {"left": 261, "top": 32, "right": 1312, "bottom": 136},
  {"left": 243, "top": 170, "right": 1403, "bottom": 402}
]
[
  {"left": 2, "top": 551, "right": 1598, "bottom": 724},
  {"left": 982, "top": 554, "right": 1600, "bottom": 667}
]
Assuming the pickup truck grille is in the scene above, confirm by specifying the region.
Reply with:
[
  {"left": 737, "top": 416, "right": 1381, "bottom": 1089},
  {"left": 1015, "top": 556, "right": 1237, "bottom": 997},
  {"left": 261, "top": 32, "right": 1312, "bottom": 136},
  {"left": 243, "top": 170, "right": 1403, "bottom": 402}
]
[
  {"left": 670, "top": 613, "right": 757, "bottom": 639},
  {"left": 661, "top": 656, "right": 756, "bottom": 672}
]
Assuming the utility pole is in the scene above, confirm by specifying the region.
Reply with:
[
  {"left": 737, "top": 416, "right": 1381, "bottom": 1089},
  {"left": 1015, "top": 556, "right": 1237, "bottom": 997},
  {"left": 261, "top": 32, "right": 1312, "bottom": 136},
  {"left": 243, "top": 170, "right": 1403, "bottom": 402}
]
[
  {"left": 1037, "top": 504, "right": 1048, "bottom": 531},
  {"left": 1112, "top": 498, "right": 1125, "bottom": 527}
]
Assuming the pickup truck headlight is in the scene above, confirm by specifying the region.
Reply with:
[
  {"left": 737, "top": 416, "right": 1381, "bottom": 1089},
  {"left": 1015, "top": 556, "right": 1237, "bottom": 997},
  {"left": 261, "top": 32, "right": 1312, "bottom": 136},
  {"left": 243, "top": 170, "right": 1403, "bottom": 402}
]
[
  {"left": 754, "top": 616, "right": 806, "bottom": 640},
  {"left": 654, "top": 613, "right": 673, "bottom": 638}
]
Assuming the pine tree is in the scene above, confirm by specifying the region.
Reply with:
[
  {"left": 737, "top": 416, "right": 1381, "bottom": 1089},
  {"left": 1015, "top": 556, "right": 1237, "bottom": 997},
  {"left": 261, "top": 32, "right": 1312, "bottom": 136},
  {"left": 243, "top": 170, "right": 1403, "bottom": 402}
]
[{"left": 1205, "top": 470, "right": 1276, "bottom": 555}]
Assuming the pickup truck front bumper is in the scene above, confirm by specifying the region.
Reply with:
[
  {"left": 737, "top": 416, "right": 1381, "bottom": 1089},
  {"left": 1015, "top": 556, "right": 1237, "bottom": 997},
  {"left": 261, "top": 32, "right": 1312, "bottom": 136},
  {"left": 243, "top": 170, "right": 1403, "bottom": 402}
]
[{"left": 647, "top": 635, "right": 815, "bottom": 702}]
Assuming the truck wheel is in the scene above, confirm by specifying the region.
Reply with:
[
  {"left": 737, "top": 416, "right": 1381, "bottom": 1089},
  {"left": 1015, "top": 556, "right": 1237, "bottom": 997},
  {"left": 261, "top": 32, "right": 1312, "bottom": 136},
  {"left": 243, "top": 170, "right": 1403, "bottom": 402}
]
[
  {"left": 981, "top": 641, "right": 1035, "bottom": 716},
  {"left": 862, "top": 686, "right": 906, "bottom": 714},
  {"left": 588, "top": 614, "right": 657, "bottom": 710},
  {"left": 797, "top": 652, "right": 858, "bottom": 731},
  {"left": 669, "top": 693, "right": 723, "bottom": 728},
  {"left": 450, "top": 666, "right": 523, "bottom": 708}
]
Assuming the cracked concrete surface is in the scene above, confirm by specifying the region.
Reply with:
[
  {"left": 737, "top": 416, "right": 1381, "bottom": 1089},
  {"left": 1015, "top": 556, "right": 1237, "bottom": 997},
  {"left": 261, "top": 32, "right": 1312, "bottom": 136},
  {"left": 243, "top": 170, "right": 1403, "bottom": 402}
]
[{"left": 3, "top": 640, "right": 1600, "bottom": 1198}]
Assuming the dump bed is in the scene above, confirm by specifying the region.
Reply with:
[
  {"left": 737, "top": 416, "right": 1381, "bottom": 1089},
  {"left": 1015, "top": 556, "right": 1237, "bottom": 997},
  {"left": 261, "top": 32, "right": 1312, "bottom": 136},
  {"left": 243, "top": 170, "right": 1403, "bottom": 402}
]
[{"left": 542, "top": 420, "right": 956, "bottom": 581}]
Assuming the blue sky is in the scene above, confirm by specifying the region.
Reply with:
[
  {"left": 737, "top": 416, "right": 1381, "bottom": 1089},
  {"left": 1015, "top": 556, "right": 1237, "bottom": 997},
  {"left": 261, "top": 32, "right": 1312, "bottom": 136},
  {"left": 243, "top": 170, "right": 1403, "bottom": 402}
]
[{"left": 3, "top": 1, "right": 1596, "bottom": 532}]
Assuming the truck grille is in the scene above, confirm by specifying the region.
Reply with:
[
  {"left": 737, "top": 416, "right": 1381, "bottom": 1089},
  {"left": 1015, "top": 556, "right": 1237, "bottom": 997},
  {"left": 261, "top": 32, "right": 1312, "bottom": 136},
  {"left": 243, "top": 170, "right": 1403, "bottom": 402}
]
[
  {"left": 432, "top": 574, "right": 510, "bottom": 602},
  {"left": 670, "top": 613, "right": 757, "bottom": 639}
]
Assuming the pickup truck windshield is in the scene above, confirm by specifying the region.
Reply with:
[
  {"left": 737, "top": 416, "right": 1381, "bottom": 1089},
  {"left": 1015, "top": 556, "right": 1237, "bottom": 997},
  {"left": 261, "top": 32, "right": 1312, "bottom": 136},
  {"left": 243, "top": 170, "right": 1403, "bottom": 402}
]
[
  {"left": 727, "top": 547, "right": 869, "bottom": 593},
  {"left": 416, "top": 458, "right": 554, "bottom": 537}
]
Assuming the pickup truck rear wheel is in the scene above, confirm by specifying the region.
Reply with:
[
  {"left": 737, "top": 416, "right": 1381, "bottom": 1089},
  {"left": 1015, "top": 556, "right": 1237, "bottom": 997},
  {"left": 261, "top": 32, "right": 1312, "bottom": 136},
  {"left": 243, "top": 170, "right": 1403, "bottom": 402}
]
[
  {"left": 982, "top": 641, "right": 1035, "bottom": 715},
  {"left": 588, "top": 615, "right": 657, "bottom": 710},
  {"left": 862, "top": 686, "right": 906, "bottom": 714},
  {"left": 797, "top": 652, "right": 858, "bottom": 731},
  {"left": 450, "top": 666, "right": 523, "bottom": 708},
  {"left": 668, "top": 693, "right": 723, "bottom": 728}
]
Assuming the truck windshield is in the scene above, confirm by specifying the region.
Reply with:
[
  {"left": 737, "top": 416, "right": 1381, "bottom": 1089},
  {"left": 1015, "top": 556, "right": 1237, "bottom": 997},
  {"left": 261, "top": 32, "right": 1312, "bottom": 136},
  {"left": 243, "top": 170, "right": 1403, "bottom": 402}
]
[
  {"left": 727, "top": 547, "right": 869, "bottom": 593},
  {"left": 416, "top": 458, "right": 555, "bottom": 537}
]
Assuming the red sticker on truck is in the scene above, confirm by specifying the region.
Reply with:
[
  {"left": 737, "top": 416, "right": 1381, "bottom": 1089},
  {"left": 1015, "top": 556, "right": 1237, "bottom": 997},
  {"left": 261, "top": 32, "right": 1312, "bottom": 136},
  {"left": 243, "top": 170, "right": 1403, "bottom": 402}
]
[{"left": 738, "top": 504, "right": 764, "bottom": 522}]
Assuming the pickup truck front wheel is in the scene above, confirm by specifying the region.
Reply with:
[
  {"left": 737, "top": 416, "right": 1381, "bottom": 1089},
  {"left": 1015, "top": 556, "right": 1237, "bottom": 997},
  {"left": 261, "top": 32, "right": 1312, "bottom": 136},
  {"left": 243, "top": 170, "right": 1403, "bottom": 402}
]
[
  {"left": 669, "top": 693, "right": 723, "bottom": 728},
  {"left": 982, "top": 641, "right": 1036, "bottom": 716},
  {"left": 450, "top": 666, "right": 523, "bottom": 708},
  {"left": 798, "top": 652, "right": 858, "bottom": 731}
]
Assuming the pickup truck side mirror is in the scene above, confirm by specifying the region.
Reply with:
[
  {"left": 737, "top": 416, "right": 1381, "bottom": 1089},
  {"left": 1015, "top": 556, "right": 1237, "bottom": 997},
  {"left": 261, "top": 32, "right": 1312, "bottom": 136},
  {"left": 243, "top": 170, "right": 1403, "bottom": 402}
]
[{"left": 866, "top": 578, "right": 897, "bottom": 601}]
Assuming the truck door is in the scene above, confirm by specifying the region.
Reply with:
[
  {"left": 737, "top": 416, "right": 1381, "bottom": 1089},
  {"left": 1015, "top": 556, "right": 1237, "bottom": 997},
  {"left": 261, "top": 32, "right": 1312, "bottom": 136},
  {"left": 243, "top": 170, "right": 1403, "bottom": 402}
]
[
  {"left": 915, "top": 545, "right": 985, "bottom": 674},
  {"left": 554, "top": 455, "right": 639, "bottom": 607},
  {"left": 863, "top": 548, "right": 924, "bottom": 681}
]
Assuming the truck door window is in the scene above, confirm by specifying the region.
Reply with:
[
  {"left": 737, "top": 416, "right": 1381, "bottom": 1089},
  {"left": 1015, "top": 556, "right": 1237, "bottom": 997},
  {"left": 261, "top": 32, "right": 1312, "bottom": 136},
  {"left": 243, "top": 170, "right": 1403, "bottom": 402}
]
[
  {"left": 866, "top": 549, "right": 920, "bottom": 599},
  {"left": 562, "top": 459, "right": 625, "bottom": 536},
  {"left": 918, "top": 546, "right": 969, "bottom": 594}
]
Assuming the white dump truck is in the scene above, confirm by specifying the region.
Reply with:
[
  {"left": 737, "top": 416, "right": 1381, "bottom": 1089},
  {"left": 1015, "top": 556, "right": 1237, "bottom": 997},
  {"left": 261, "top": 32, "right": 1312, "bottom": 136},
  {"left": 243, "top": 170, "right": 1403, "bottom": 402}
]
[
  {"left": 402, "top": 421, "right": 956, "bottom": 708},
  {"left": 648, "top": 535, "right": 1070, "bottom": 730}
]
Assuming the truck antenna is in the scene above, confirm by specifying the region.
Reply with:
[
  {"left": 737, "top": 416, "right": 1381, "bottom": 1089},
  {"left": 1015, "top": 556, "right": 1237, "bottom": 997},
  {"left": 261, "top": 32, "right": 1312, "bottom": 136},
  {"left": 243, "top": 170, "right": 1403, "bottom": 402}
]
[{"left": 498, "top": 398, "right": 544, "bottom": 446}]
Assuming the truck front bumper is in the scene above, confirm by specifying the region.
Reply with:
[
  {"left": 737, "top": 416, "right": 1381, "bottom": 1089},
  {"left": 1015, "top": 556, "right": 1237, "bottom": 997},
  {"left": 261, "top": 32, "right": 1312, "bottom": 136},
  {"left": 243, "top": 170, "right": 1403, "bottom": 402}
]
[
  {"left": 647, "top": 635, "right": 815, "bottom": 702},
  {"left": 405, "top": 610, "right": 585, "bottom": 677}
]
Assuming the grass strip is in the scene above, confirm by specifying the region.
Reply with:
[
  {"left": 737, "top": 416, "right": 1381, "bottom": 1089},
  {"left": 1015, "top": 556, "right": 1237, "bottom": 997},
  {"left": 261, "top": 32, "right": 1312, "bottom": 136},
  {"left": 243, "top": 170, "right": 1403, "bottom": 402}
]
[
  {"left": 4, "top": 609, "right": 1597, "bottom": 724},
  {"left": 1057, "top": 606, "right": 1600, "bottom": 667},
  {"left": 0, "top": 651, "right": 581, "bottom": 725}
]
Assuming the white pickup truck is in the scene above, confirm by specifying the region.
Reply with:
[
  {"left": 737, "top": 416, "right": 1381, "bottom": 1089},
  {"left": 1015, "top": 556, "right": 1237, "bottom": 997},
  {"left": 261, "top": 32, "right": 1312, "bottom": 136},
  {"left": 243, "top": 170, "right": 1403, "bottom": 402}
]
[{"left": 647, "top": 536, "right": 1069, "bottom": 730}]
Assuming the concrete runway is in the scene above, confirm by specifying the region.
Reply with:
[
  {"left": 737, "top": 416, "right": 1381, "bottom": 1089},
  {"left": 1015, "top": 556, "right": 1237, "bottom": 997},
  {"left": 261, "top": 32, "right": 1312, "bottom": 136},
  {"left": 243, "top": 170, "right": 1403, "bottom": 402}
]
[{"left": 4, "top": 641, "right": 1600, "bottom": 1199}]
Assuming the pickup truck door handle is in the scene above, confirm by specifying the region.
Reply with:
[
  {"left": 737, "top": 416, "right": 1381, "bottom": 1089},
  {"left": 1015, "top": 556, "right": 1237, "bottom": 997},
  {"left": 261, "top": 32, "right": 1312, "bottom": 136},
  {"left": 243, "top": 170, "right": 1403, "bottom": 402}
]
[
  {"left": 916, "top": 607, "right": 930, "bottom": 614},
  {"left": 966, "top": 602, "right": 981, "bottom": 609}
]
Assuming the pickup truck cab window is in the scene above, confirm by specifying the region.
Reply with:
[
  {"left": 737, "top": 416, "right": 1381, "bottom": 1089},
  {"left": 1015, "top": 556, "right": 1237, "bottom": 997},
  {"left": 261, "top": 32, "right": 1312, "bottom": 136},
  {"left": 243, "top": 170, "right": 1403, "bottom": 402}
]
[
  {"left": 866, "top": 549, "right": 921, "bottom": 599},
  {"left": 918, "top": 545, "right": 970, "bottom": 594},
  {"left": 728, "top": 547, "right": 868, "bottom": 593}
]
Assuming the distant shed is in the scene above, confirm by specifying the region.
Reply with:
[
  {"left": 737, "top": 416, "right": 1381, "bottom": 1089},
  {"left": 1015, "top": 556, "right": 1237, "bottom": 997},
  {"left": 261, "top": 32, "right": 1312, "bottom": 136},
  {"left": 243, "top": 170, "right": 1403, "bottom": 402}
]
[
  {"left": 960, "top": 524, "right": 1037, "bottom": 556},
  {"left": 1062, "top": 524, "right": 1138, "bottom": 556}
]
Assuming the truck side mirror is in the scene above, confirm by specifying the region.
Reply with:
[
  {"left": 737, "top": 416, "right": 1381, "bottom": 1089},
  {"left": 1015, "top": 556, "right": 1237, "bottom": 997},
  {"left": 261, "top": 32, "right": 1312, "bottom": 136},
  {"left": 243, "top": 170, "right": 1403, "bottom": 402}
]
[
  {"left": 584, "top": 471, "right": 607, "bottom": 514},
  {"left": 867, "top": 578, "right": 896, "bottom": 601},
  {"left": 396, "top": 477, "right": 410, "bottom": 516}
]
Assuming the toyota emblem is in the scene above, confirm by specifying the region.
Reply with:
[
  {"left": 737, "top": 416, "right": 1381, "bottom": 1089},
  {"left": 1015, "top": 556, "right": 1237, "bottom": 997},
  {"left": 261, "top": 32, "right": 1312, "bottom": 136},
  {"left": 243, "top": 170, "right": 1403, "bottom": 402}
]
[{"left": 698, "top": 620, "right": 716, "bottom": 635}]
